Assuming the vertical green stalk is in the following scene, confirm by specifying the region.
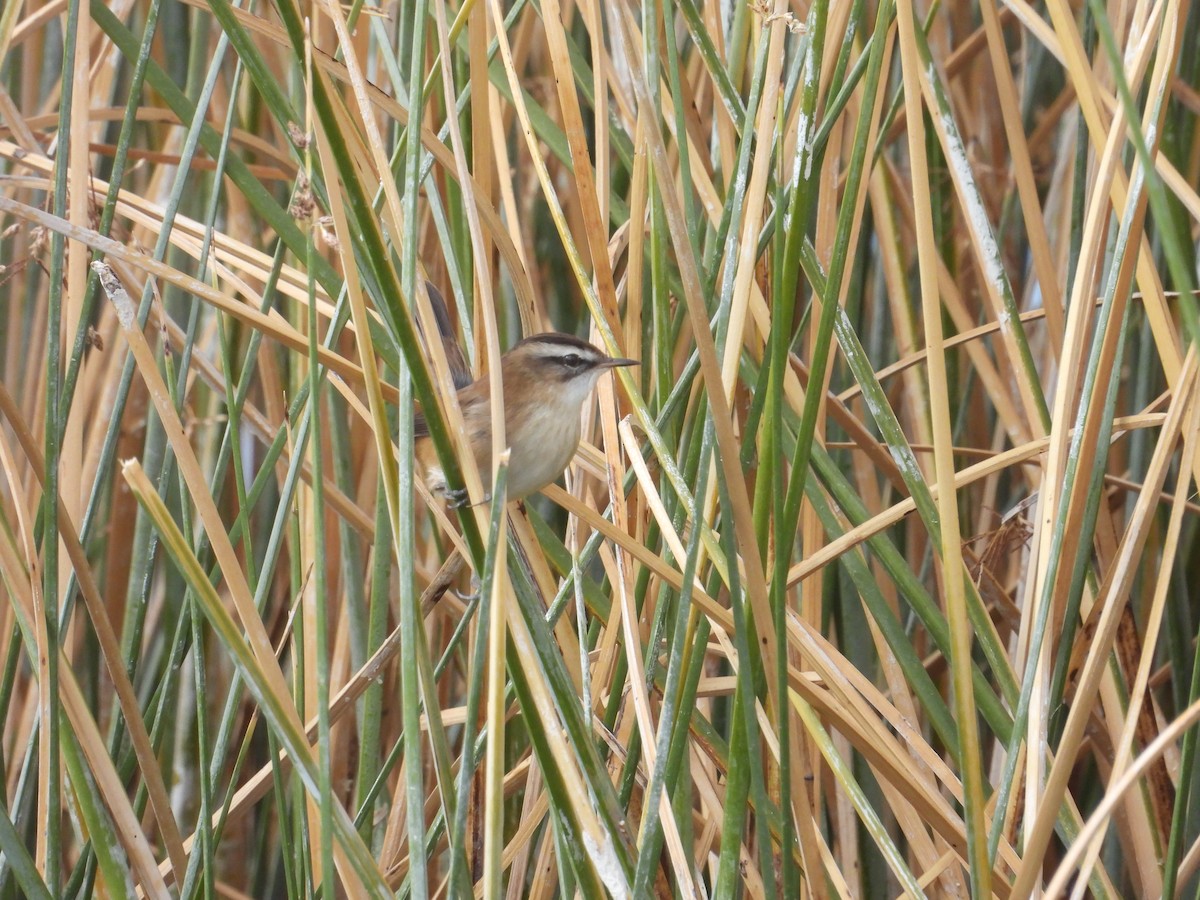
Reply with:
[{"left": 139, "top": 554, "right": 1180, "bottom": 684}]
[
  {"left": 398, "top": 4, "right": 429, "bottom": 897},
  {"left": 713, "top": 689, "right": 751, "bottom": 898},
  {"left": 353, "top": 478, "right": 392, "bottom": 846},
  {"left": 42, "top": 0, "right": 86, "bottom": 890},
  {"left": 771, "top": 4, "right": 828, "bottom": 891}
]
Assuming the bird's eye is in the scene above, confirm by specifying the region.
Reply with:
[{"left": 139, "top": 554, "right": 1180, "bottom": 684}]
[{"left": 562, "top": 353, "right": 583, "bottom": 368}]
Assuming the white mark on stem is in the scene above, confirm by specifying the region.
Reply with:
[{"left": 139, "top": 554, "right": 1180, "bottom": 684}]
[{"left": 91, "top": 260, "right": 136, "bottom": 330}]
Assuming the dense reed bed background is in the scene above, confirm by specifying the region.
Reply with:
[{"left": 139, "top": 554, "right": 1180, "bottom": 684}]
[{"left": 1, "top": 0, "right": 1200, "bottom": 896}]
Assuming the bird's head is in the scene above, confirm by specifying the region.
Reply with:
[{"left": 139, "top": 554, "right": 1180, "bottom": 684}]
[{"left": 501, "top": 333, "right": 638, "bottom": 408}]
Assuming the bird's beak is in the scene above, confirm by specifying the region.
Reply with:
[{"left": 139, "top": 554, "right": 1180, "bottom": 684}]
[{"left": 600, "top": 357, "right": 639, "bottom": 368}]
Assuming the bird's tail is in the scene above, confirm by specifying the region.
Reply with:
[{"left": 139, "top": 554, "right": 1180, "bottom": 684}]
[
  {"left": 422, "top": 282, "right": 472, "bottom": 390},
  {"left": 414, "top": 282, "right": 471, "bottom": 439}
]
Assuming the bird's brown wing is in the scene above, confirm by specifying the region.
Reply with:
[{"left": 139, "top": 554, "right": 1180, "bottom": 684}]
[{"left": 414, "top": 364, "right": 489, "bottom": 440}]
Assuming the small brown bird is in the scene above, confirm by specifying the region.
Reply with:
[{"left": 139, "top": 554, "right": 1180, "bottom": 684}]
[{"left": 414, "top": 288, "right": 637, "bottom": 503}]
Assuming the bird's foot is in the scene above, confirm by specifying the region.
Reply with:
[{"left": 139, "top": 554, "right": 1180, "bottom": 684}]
[
  {"left": 444, "top": 488, "right": 471, "bottom": 508},
  {"left": 445, "top": 488, "right": 493, "bottom": 509}
]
